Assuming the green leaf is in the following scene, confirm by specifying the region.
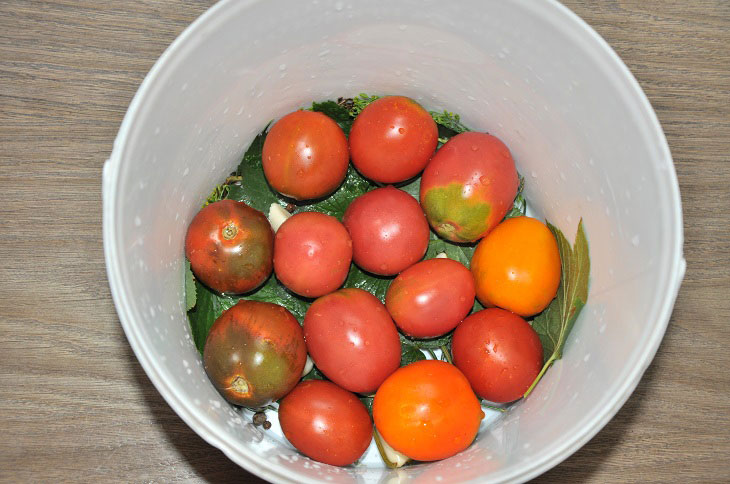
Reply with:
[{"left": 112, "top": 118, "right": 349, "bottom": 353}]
[
  {"left": 525, "top": 219, "right": 590, "bottom": 397},
  {"left": 349, "top": 93, "right": 381, "bottom": 117},
  {"left": 311, "top": 100, "right": 353, "bottom": 135},
  {"left": 424, "top": 235, "right": 476, "bottom": 268},
  {"left": 430, "top": 110, "right": 470, "bottom": 136},
  {"left": 503, "top": 174, "right": 526, "bottom": 220},
  {"left": 399, "top": 331, "right": 454, "bottom": 350},
  {"left": 229, "top": 124, "right": 283, "bottom": 214},
  {"left": 243, "top": 275, "right": 310, "bottom": 323},
  {"left": 296, "top": 166, "right": 372, "bottom": 220},
  {"left": 187, "top": 281, "right": 237, "bottom": 354},
  {"left": 400, "top": 341, "right": 427, "bottom": 366},
  {"left": 359, "top": 395, "right": 374, "bottom": 416},
  {"left": 302, "top": 365, "right": 326, "bottom": 381},
  {"left": 343, "top": 264, "right": 393, "bottom": 303},
  {"left": 399, "top": 177, "right": 420, "bottom": 199},
  {"left": 184, "top": 259, "right": 197, "bottom": 312}
]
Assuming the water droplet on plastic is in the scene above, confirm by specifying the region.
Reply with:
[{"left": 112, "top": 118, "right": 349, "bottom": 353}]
[
  {"left": 398, "top": 24, "right": 407, "bottom": 31},
  {"left": 631, "top": 235, "right": 640, "bottom": 246},
  {"left": 279, "top": 63, "right": 286, "bottom": 71},
  {"left": 530, "top": 171, "right": 538, "bottom": 178},
  {"left": 560, "top": 172, "right": 567, "bottom": 181}
]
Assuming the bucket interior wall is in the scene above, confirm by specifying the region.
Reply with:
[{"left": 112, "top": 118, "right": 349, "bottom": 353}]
[{"left": 106, "top": 0, "right": 682, "bottom": 482}]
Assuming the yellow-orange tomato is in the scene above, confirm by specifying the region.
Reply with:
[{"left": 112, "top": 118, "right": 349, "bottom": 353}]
[
  {"left": 470, "top": 216, "right": 560, "bottom": 317},
  {"left": 373, "top": 360, "right": 484, "bottom": 462}
]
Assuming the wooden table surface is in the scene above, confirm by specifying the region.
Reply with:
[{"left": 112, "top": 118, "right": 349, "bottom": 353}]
[{"left": 1, "top": 1, "right": 728, "bottom": 482}]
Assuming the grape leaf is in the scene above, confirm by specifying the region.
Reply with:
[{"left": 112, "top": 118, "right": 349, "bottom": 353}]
[
  {"left": 187, "top": 280, "right": 237, "bottom": 353},
  {"left": 343, "top": 264, "right": 393, "bottom": 303},
  {"left": 302, "top": 365, "right": 326, "bottom": 381},
  {"left": 297, "top": 166, "right": 372, "bottom": 219},
  {"left": 400, "top": 340, "right": 427, "bottom": 365},
  {"left": 503, "top": 174, "right": 526, "bottom": 220},
  {"left": 524, "top": 219, "right": 590, "bottom": 397},
  {"left": 311, "top": 100, "right": 353, "bottom": 135},
  {"left": 184, "top": 259, "right": 196, "bottom": 312},
  {"left": 228, "top": 125, "right": 282, "bottom": 214}
]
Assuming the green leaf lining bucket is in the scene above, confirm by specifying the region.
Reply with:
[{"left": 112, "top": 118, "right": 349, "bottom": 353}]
[{"left": 102, "top": 0, "right": 685, "bottom": 482}]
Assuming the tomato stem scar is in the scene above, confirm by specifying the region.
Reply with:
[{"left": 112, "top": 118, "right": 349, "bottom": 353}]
[
  {"left": 222, "top": 222, "right": 238, "bottom": 240},
  {"left": 230, "top": 375, "right": 250, "bottom": 395}
]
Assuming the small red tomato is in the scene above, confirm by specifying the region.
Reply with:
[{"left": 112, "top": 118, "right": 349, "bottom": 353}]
[
  {"left": 203, "top": 300, "right": 306, "bottom": 408},
  {"left": 303, "top": 288, "right": 401, "bottom": 394},
  {"left": 185, "top": 199, "right": 273, "bottom": 294},
  {"left": 279, "top": 380, "right": 373, "bottom": 467},
  {"left": 262, "top": 110, "right": 349, "bottom": 200},
  {"left": 342, "top": 186, "right": 429, "bottom": 276},
  {"left": 349, "top": 96, "right": 438, "bottom": 183},
  {"left": 385, "top": 258, "right": 475, "bottom": 338},
  {"left": 452, "top": 308, "right": 543, "bottom": 403},
  {"left": 420, "top": 132, "right": 519, "bottom": 242},
  {"left": 274, "top": 212, "right": 352, "bottom": 298}
]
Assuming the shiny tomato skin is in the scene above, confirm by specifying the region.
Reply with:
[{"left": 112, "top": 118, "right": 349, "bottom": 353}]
[
  {"left": 279, "top": 380, "right": 373, "bottom": 466},
  {"left": 303, "top": 288, "right": 401, "bottom": 394},
  {"left": 385, "top": 258, "right": 475, "bottom": 338},
  {"left": 373, "top": 360, "right": 484, "bottom": 461},
  {"left": 349, "top": 96, "right": 438, "bottom": 184},
  {"left": 471, "top": 216, "right": 561, "bottom": 316},
  {"left": 420, "top": 132, "right": 519, "bottom": 242},
  {"left": 274, "top": 211, "right": 352, "bottom": 298},
  {"left": 452, "top": 308, "right": 543, "bottom": 403},
  {"left": 185, "top": 199, "right": 274, "bottom": 294},
  {"left": 342, "top": 186, "right": 429, "bottom": 276},
  {"left": 262, "top": 110, "right": 349, "bottom": 200},
  {"left": 203, "top": 300, "right": 306, "bottom": 408}
]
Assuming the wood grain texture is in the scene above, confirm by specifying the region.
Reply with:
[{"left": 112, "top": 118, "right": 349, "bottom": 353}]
[{"left": 0, "top": 0, "right": 728, "bottom": 482}]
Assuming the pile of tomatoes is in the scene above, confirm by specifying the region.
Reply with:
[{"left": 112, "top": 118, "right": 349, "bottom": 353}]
[{"left": 185, "top": 96, "right": 562, "bottom": 467}]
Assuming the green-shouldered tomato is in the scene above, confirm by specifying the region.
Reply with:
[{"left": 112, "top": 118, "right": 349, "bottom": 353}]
[
  {"left": 420, "top": 132, "right": 519, "bottom": 243},
  {"left": 203, "top": 300, "right": 306, "bottom": 408}
]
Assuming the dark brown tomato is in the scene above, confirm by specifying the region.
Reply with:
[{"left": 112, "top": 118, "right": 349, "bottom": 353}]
[
  {"left": 452, "top": 308, "right": 543, "bottom": 403},
  {"left": 273, "top": 211, "right": 352, "bottom": 298},
  {"left": 420, "top": 132, "right": 519, "bottom": 243},
  {"left": 342, "top": 186, "right": 429, "bottom": 276},
  {"left": 185, "top": 199, "right": 273, "bottom": 294},
  {"left": 262, "top": 110, "right": 349, "bottom": 201},
  {"left": 203, "top": 300, "right": 306, "bottom": 408},
  {"left": 303, "top": 288, "right": 401, "bottom": 394},
  {"left": 385, "top": 258, "right": 475, "bottom": 338},
  {"left": 349, "top": 96, "right": 438, "bottom": 183},
  {"left": 278, "top": 380, "right": 373, "bottom": 466}
]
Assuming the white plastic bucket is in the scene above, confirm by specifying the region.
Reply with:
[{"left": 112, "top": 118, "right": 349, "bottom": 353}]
[{"left": 103, "top": 0, "right": 685, "bottom": 482}]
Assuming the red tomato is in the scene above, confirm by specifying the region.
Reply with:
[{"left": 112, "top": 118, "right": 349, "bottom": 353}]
[
  {"left": 203, "top": 300, "right": 306, "bottom": 408},
  {"left": 373, "top": 360, "right": 484, "bottom": 461},
  {"left": 185, "top": 199, "right": 273, "bottom": 294},
  {"left": 303, "top": 288, "right": 401, "bottom": 394},
  {"left": 452, "top": 308, "right": 543, "bottom": 403},
  {"left": 385, "top": 258, "right": 475, "bottom": 338},
  {"left": 262, "top": 110, "right": 349, "bottom": 200},
  {"left": 420, "top": 132, "right": 519, "bottom": 242},
  {"left": 349, "top": 96, "right": 438, "bottom": 183},
  {"left": 279, "top": 380, "right": 373, "bottom": 466},
  {"left": 274, "top": 211, "right": 352, "bottom": 298},
  {"left": 342, "top": 186, "right": 429, "bottom": 276}
]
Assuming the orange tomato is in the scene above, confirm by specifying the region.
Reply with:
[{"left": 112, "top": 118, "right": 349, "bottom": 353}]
[
  {"left": 470, "top": 216, "right": 560, "bottom": 317},
  {"left": 372, "top": 360, "right": 484, "bottom": 461}
]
